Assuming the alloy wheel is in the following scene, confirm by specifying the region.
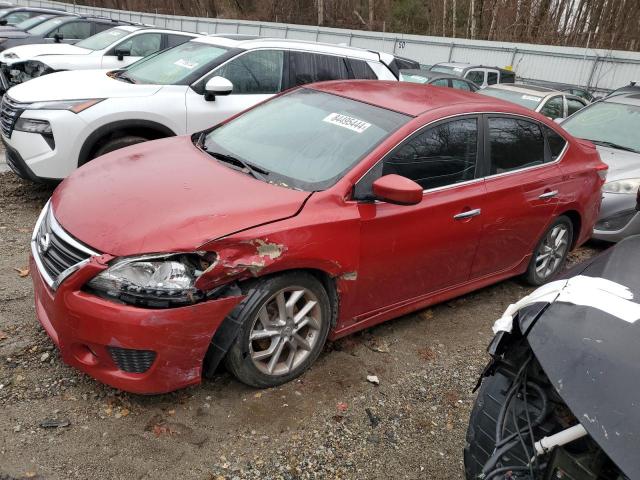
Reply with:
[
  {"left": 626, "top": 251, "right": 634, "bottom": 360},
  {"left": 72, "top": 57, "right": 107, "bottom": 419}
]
[
  {"left": 249, "top": 286, "right": 323, "bottom": 376},
  {"left": 534, "top": 224, "right": 570, "bottom": 280}
]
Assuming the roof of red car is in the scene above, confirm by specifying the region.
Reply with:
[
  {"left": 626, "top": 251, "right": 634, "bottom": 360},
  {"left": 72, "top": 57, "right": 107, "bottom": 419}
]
[{"left": 308, "top": 80, "right": 518, "bottom": 117}]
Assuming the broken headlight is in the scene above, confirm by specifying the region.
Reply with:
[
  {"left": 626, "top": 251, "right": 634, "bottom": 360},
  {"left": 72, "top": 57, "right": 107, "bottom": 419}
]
[
  {"left": 603, "top": 178, "right": 640, "bottom": 194},
  {"left": 86, "top": 254, "right": 213, "bottom": 308}
]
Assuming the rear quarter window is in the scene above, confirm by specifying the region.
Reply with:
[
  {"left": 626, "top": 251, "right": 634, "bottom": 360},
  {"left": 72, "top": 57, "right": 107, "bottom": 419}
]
[
  {"left": 544, "top": 126, "right": 567, "bottom": 160},
  {"left": 347, "top": 58, "right": 377, "bottom": 80}
]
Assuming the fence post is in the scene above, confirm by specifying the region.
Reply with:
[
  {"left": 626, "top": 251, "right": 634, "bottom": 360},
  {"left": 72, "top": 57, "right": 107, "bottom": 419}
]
[
  {"left": 509, "top": 47, "right": 518, "bottom": 67},
  {"left": 586, "top": 55, "right": 600, "bottom": 90},
  {"left": 448, "top": 42, "right": 455, "bottom": 61}
]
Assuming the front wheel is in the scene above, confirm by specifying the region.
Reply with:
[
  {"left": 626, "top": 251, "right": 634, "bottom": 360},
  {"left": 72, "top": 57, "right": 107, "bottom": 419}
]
[
  {"left": 91, "top": 135, "right": 149, "bottom": 160},
  {"left": 224, "top": 272, "right": 331, "bottom": 388},
  {"left": 524, "top": 216, "right": 573, "bottom": 286}
]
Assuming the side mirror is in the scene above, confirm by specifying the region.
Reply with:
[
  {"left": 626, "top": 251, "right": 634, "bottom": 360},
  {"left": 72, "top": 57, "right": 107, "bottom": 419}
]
[
  {"left": 114, "top": 47, "right": 130, "bottom": 61},
  {"left": 53, "top": 33, "right": 63, "bottom": 43},
  {"left": 0, "top": 19, "right": 7, "bottom": 26},
  {"left": 372, "top": 174, "right": 423, "bottom": 206},
  {"left": 204, "top": 76, "right": 233, "bottom": 101}
]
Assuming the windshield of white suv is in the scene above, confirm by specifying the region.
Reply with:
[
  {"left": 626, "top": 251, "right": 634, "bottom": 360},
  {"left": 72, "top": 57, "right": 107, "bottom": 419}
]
[
  {"left": 480, "top": 87, "right": 543, "bottom": 109},
  {"left": 123, "top": 41, "right": 229, "bottom": 85},
  {"left": 202, "top": 88, "right": 410, "bottom": 191},
  {"left": 562, "top": 101, "right": 640, "bottom": 153},
  {"left": 15, "top": 14, "right": 52, "bottom": 30},
  {"left": 430, "top": 65, "right": 461, "bottom": 75},
  {"left": 75, "top": 27, "right": 129, "bottom": 50},
  {"left": 27, "top": 16, "right": 70, "bottom": 35}
]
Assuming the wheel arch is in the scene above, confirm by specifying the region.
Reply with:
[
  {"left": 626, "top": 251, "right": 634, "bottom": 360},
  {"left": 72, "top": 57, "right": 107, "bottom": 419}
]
[
  {"left": 78, "top": 119, "right": 177, "bottom": 166},
  {"left": 558, "top": 209, "right": 582, "bottom": 248}
]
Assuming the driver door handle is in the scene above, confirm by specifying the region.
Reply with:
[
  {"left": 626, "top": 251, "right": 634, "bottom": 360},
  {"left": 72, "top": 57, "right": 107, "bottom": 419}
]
[
  {"left": 453, "top": 208, "right": 481, "bottom": 220},
  {"left": 539, "top": 190, "right": 558, "bottom": 199}
]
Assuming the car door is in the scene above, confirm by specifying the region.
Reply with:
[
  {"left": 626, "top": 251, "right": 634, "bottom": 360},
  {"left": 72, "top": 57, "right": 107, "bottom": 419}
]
[
  {"left": 354, "top": 116, "right": 486, "bottom": 314},
  {"left": 470, "top": 115, "right": 563, "bottom": 279},
  {"left": 101, "top": 32, "right": 163, "bottom": 69},
  {"left": 185, "top": 49, "right": 286, "bottom": 133}
]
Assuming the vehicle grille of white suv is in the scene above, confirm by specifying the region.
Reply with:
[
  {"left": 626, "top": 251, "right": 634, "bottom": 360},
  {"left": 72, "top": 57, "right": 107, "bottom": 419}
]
[{"left": 1, "top": 95, "right": 28, "bottom": 138}]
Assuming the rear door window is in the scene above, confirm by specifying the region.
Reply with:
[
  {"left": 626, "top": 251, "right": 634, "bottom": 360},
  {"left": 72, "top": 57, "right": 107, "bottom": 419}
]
[
  {"left": 289, "top": 51, "right": 349, "bottom": 86},
  {"left": 383, "top": 117, "right": 479, "bottom": 190},
  {"left": 465, "top": 70, "right": 485, "bottom": 86},
  {"left": 113, "top": 32, "right": 162, "bottom": 57},
  {"left": 451, "top": 79, "right": 472, "bottom": 91},
  {"left": 487, "top": 70, "right": 499, "bottom": 85},
  {"left": 347, "top": 58, "right": 377, "bottom": 80},
  {"left": 566, "top": 97, "right": 586, "bottom": 116},
  {"left": 487, "top": 117, "right": 545, "bottom": 174},
  {"left": 166, "top": 34, "right": 193, "bottom": 49},
  {"left": 539, "top": 96, "right": 564, "bottom": 119},
  {"left": 500, "top": 70, "right": 516, "bottom": 83},
  {"left": 215, "top": 49, "right": 284, "bottom": 94},
  {"left": 431, "top": 78, "right": 449, "bottom": 87}
]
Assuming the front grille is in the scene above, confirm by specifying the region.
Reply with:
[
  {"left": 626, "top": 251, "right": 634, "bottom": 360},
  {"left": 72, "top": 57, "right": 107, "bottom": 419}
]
[
  {"left": 108, "top": 347, "right": 157, "bottom": 373},
  {"left": 1, "top": 95, "right": 28, "bottom": 139},
  {"left": 31, "top": 202, "right": 99, "bottom": 289}
]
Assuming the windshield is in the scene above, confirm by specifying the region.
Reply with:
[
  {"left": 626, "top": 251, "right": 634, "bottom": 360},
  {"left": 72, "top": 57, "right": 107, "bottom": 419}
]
[
  {"left": 480, "top": 87, "right": 542, "bottom": 109},
  {"left": 15, "top": 14, "right": 51, "bottom": 30},
  {"left": 400, "top": 71, "right": 430, "bottom": 84},
  {"left": 123, "top": 41, "right": 228, "bottom": 85},
  {"left": 562, "top": 101, "right": 640, "bottom": 153},
  {"left": 27, "top": 16, "right": 69, "bottom": 36},
  {"left": 75, "top": 27, "right": 129, "bottom": 50},
  {"left": 202, "top": 89, "right": 410, "bottom": 191}
]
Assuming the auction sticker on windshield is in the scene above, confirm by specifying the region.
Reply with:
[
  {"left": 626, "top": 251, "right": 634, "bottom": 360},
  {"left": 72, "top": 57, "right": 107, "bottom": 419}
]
[
  {"left": 522, "top": 95, "right": 542, "bottom": 102},
  {"left": 323, "top": 113, "right": 371, "bottom": 133}
]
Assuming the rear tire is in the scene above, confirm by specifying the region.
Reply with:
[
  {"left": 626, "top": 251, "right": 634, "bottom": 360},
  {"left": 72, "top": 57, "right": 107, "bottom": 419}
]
[
  {"left": 224, "top": 272, "right": 331, "bottom": 388},
  {"left": 524, "top": 215, "right": 573, "bottom": 286},
  {"left": 91, "top": 135, "right": 148, "bottom": 160}
]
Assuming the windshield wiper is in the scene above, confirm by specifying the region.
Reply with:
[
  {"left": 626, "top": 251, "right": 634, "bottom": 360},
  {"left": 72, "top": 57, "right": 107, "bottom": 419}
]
[
  {"left": 588, "top": 140, "right": 639, "bottom": 153},
  {"left": 204, "top": 147, "right": 268, "bottom": 181},
  {"left": 117, "top": 71, "right": 136, "bottom": 84}
]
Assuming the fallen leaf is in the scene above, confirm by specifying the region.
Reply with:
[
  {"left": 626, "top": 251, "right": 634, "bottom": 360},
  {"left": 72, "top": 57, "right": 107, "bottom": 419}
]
[
  {"left": 417, "top": 347, "right": 437, "bottom": 361},
  {"left": 253, "top": 392, "right": 262, "bottom": 399},
  {"left": 14, "top": 266, "right": 29, "bottom": 278},
  {"left": 0, "top": 330, "right": 7, "bottom": 341},
  {"left": 366, "top": 339, "right": 390, "bottom": 354},
  {"left": 167, "top": 409, "right": 176, "bottom": 416},
  {"left": 152, "top": 424, "right": 175, "bottom": 437},
  {"left": 336, "top": 402, "right": 348, "bottom": 412}
]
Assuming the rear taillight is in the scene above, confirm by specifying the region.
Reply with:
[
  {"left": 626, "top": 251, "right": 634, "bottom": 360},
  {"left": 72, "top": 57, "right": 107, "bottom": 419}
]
[{"left": 596, "top": 164, "right": 608, "bottom": 183}]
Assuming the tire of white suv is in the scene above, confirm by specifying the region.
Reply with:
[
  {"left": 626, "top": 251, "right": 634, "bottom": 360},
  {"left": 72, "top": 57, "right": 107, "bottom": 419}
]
[{"left": 92, "top": 135, "right": 149, "bottom": 160}]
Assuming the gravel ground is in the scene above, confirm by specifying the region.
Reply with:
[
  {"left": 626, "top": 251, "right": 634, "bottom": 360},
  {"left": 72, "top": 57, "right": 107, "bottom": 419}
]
[{"left": 0, "top": 171, "right": 603, "bottom": 480}]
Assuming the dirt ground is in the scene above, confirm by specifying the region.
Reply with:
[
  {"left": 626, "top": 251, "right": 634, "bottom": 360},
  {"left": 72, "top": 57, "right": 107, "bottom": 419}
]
[{"left": 0, "top": 171, "right": 603, "bottom": 480}]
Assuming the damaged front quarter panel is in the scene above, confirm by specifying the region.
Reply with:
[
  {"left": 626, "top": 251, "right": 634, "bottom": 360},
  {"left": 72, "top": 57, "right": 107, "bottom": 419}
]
[{"left": 194, "top": 238, "right": 287, "bottom": 291}]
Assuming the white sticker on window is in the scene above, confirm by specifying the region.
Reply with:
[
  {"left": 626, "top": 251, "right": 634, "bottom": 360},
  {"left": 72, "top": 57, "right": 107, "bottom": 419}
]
[
  {"left": 323, "top": 113, "right": 371, "bottom": 133},
  {"left": 109, "top": 30, "right": 122, "bottom": 35},
  {"left": 174, "top": 59, "right": 198, "bottom": 69},
  {"left": 522, "top": 94, "right": 542, "bottom": 102},
  {"left": 453, "top": 67, "right": 463, "bottom": 72}
]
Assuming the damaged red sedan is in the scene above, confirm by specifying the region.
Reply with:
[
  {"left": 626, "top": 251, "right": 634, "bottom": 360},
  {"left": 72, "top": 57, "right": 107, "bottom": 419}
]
[{"left": 30, "top": 81, "right": 606, "bottom": 393}]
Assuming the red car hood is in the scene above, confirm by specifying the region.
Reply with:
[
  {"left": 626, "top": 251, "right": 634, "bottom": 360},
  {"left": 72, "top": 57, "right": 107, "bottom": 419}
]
[{"left": 52, "top": 136, "right": 311, "bottom": 257}]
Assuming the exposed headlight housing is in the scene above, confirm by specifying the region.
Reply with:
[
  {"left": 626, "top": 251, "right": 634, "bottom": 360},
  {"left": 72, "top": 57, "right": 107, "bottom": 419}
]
[
  {"left": 29, "top": 98, "right": 104, "bottom": 113},
  {"left": 602, "top": 178, "right": 640, "bottom": 194},
  {"left": 86, "top": 253, "right": 215, "bottom": 308},
  {"left": 3, "top": 52, "right": 18, "bottom": 59}
]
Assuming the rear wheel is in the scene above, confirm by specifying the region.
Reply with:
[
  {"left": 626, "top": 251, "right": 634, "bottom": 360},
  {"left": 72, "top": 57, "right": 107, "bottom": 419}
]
[
  {"left": 91, "top": 135, "right": 149, "bottom": 160},
  {"left": 525, "top": 216, "right": 573, "bottom": 286},
  {"left": 224, "top": 272, "right": 331, "bottom": 388}
]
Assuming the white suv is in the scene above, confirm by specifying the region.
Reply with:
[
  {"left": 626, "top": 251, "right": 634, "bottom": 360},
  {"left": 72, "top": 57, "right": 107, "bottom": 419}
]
[
  {"left": 0, "top": 26, "right": 199, "bottom": 90},
  {"left": 2, "top": 35, "right": 416, "bottom": 181}
]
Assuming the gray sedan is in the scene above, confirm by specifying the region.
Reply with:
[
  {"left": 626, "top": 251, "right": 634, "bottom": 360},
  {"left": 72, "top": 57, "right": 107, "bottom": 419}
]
[
  {"left": 562, "top": 92, "right": 640, "bottom": 242},
  {"left": 480, "top": 83, "right": 588, "bottom": 119}
]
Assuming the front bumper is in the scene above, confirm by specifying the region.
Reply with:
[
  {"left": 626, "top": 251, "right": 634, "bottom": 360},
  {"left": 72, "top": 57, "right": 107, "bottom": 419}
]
[{"left": 31, "top": 255, "right": 243, "bottom": 394}]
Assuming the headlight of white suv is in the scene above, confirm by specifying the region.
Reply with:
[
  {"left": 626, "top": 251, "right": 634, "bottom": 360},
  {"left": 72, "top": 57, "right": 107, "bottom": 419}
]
[
  {"left": 29, "top": 98, "right": 104, "bottom": 113},
  {"left": 602, "top": 178, "right": 640, "bottom": 194},
  {"left": 86, "top": 253, "right": 215, "bottom": 308}
]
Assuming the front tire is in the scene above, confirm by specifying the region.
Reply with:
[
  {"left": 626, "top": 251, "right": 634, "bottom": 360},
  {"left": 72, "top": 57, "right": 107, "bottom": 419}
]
[
  {"left": 91, "top": 135, "right": 149, "bottom": 160},
  {"left": 224, "top": 272, "right": 331, "bottom": 388},
  {"left": 525, "top": 215, "right": 573, "bottom": 286}
]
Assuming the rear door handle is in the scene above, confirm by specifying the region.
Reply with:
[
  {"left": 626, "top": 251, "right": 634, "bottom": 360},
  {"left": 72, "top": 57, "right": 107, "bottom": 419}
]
[
  {"left": 453, "top": 208, "right": 481, "bottom": 220},
  {"left": 539, "top": 190, "right": 558, "bottom": 199}
]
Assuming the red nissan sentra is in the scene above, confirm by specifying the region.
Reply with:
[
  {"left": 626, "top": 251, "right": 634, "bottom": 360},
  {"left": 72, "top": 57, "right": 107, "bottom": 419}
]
[{"left": 30, "top": 81, "right": 607, "bottom": 393}]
